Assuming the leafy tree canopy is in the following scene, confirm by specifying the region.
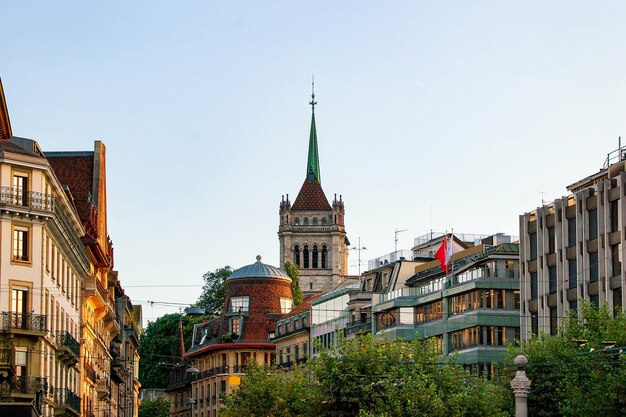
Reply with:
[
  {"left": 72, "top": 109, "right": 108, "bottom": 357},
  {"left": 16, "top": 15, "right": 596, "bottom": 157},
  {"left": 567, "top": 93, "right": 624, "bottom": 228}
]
[
  {"left": 138, "top": 396, "right": 170, "bottom": 417},
  {"left": 508, "top": 301, "right": 626, "bottom": 416},
  {"left": 138, "top": 313, "right": 207, "bottom": 389},
  {"left": 284, "top": 261, "right": 304, "bottom": 306},
  {"left": 196, "top": 266, "right": 233, "bottom": 315},
  {"left": 223, "top": 333, "right": 510, "bottom": 417}
]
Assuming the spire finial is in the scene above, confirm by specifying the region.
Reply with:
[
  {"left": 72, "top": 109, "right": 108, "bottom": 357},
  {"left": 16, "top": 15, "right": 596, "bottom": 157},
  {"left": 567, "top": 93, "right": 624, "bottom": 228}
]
[{"left": 309, "top": 74, "right": 317, "bottom": 111}]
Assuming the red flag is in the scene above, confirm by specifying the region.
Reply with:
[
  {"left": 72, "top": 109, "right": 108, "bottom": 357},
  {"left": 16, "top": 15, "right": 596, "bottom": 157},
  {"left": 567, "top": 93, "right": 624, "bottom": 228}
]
[{"left": 435, "top": 237, "right": 450, "bottom": 273}]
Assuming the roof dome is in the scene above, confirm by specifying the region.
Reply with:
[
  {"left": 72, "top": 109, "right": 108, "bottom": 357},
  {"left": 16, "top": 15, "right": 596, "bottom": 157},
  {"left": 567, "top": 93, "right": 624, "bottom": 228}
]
[{"left": 227, "top": 255, "right": 291, "bottom": 282}]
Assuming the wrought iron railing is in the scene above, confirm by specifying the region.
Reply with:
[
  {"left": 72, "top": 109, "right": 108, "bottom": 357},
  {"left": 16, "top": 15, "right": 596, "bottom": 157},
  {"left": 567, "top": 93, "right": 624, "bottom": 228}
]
[
  {"left": 233, "top": 364, "right": 248, "bottom": 373},
  {"left": 55, "top": 387, "right": 80, "bottom": 412},
  {"left": 0, "top": 347, "right": 12, "bottom": 367},
  {"left": 2, "top": 312, "right": 47, "bottom": 332},
  {"left": 0, "top": 187, "right": 54, "bottom": 211},
  {"left": 0, "top": 376, "right": 47, "bottom": 395},
  {"left": 56, "top": 331, "right": 80, "bottom": 357}
]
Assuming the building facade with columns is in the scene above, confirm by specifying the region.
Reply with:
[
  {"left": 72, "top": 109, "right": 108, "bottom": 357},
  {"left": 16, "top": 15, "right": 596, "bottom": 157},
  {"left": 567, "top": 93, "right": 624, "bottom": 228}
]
[{"left": 278, "top": 93, "right": 350, "bottom": 294}]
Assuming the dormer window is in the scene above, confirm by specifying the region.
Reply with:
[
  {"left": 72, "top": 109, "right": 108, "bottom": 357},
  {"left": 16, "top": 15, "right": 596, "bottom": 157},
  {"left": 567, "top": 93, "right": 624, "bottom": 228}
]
[
  {"left": 280, "top": 298, "right": 293, "bottom": 314},
  {"left": 229, "top": 296, "right": 249, "bottom": 314}
]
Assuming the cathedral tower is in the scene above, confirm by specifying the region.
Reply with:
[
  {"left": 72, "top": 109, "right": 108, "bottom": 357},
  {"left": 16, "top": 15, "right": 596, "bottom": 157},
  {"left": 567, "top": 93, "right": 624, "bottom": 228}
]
[{"left": 278, "top": 88, "right": 349, "bottom": 293}]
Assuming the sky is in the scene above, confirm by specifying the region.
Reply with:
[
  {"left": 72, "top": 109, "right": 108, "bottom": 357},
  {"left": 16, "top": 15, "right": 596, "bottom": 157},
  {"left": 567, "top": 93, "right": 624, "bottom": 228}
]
[{"left": 2, "top": 1, "right": 626, "bottom": 323}]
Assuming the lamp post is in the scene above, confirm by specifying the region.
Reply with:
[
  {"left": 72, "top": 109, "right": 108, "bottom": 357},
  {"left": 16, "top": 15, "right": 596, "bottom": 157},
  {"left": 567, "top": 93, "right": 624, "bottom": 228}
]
[
  {"left": 510, "top": 355, "right": 531, "bottom": 417},
  {"left": 186, "top": 366, "right": 199, "bottom": 416}
]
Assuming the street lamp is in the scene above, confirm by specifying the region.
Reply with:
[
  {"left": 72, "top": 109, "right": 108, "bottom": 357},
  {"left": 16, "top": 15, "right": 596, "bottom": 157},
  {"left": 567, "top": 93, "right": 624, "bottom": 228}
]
[{"left": 186, "top": 366, "right": 199, "bottom": 416}]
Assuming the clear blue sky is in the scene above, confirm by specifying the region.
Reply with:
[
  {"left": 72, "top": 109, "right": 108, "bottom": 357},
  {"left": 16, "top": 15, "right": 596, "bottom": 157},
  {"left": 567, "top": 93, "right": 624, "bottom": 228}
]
[{"left": 2, "top": 1, "right": 625, "bottom": 322}]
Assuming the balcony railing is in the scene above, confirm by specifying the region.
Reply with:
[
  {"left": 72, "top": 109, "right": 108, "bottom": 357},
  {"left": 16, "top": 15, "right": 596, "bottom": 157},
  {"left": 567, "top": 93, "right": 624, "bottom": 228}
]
[
  {"left": 344, "top": 319, "right": 372, "bottom": 336},
  {"left": 0, "top": 347, "right": 12, "bottom": 367},
  {"left": 0, "top": 376, "right": 47, "bottom": 395},
  {"left": 2, "top": 312, "right": 47, "bottom": 333},
  {"left": 233, "top": 364, "right": 248, "bottom": 373},
  {"left": 0, "top": 187, "right": 54, "bottom": 211},
  {"left": 56, "top": 331, "right": 80, "bottom": 357},
  {"left": 55, "top": 388, "right": 81, "bottom": 413}
]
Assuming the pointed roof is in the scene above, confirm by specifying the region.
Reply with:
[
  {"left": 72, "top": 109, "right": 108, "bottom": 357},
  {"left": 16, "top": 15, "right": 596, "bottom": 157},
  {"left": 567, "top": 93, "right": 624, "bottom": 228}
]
[
  {"left": 307, "top": 111, "right": 321, "bottom": 183},
  {"left": 175, "top": 319, "right": 185, "bottom": 362},
  {"left": 291, "top": 177, "right": 331, "bottom": 211},
  {"left": 0, "top": 78, "right": 13, "bottom": 140}
]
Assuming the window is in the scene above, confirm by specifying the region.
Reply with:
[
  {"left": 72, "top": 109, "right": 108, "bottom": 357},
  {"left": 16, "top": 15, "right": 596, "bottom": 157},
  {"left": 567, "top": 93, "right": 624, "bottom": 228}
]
[
  {"left": 549, "top": 266, "right": 557, "bottom": 294},
  {"left": 312, "top": 217, "right": 318, "bottom": 225},
  {"left": 590, "top": 294, "right": 599, "bottom": 308},
  {"left": 548, "top": 227, "right": 555, "bottom": 254},
  {"left": 12, "top": 288, "right": 28, "bottom": 314},
  {"left": 611, "top": 244, "right": 621, "bottom": 277},
  {"left": 530, "top": 272, "right": 538, "bottom": 300},
  {"left": 12, "top": 226, "right": 29, "bottom": 262},
  {"left": 321, "top": 245, "right": 328, "bottom": 268},
  {"left": 568, "top": 259, "right": 577, "bottom": 289},
  {"left": 13, "top": 174, "right": 28, "bottom": 206},
  {"left": 613, "top": 289, "right": 622, "bottom": 314},
  {"left": 529, "top": 232, "right": 537, "bottom": 260},
  {"left": 589, "top": 252, "right": 599, "bottom": 283},
  {"left": 531, "top": 313, "right": 538, "bottom": 337},
  {"left": 569, "top": 299, "right": 578, "bottom": 314},
  {"left": 567, "top": 217, "right": 576, "bottom": 247},
  {"left": 15, "top": 348, "right": 27, "bottom": 377},
  {"left": 399, "top": 308, "right": 413, "bottom": 325},
  {"left": 229, "top": 296, "right": 249, "bottom": 313},
  {"left": 513, "top": 291, "right": 520, "bottom": 310},
  {"left": 303, "top": 245, "right": 309, "bottom": 268},
  {"left": 312, "top": 245, "right": 319, "bottom": 268},
  {"left": 303, "top": 217, "right": 309, "bottom": 225},
  {"left": 294, "top": 245, "right": 300, "bottom": 267},
  {"left": 280, "top": 298, "right": 293, "bottom": 314},
  {"left": 294, "top": 217, "right": 300, "bottom": 225},
  {"left": 610, "top": 200, "right": 619, "bottom": 233},
  {"left": 230, "top": 318, "right": 240, "bottom": 336},
  {"left": 549, "top": 307, "right": 557, "bottom": 335},
  {"left": 321, "top": 217, "right": 327, "bottom": 225},
  {"left": 588, "top": 209, "right": 598, "bottom": 240}
]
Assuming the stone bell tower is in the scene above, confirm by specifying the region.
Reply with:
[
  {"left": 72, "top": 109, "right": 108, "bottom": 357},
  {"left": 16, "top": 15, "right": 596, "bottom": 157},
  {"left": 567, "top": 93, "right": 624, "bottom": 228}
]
[{"left": 278, "top": 86, "right": 349, "bottom": 293}]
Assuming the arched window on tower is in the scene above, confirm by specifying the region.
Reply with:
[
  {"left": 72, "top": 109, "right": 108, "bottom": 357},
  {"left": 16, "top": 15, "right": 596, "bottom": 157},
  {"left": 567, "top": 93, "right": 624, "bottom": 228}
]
[
  {"left": 294, "top": 245, "right": 300, "bottom": 267},
  {"left": 312, "top": 245, "right": 319, "bottom": 268},
  {"left": 303, "top": 245, "right": 310, "bottom": 268},
  {"left": 321, "top": 217, "right": 327, "bottom": 225},
  {"left": 304, "top": 217, "right": 309, "bottom": 225},
  {"left": 294, "top": 217, "right": 300, "bottom": 225},
  {"left": 322, "top": 245, "right": 328, "bottom": 269},
  {"left": 312, "top": 217, "right": 318, "bottom": 225}
]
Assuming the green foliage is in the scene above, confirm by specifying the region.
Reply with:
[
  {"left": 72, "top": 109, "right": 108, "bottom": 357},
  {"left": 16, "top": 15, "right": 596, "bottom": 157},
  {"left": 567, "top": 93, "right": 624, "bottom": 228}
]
[
  {"left": 138, "top": 313, "right": 207, "bottom": 389},
  {"left": 222, "top": 334, "right": 510, "bottom": 417},
  {"left": 508, "top": 301, "right": 626, "bottom": 416},
  {"left": 138, "top": 396, "right": 170, "bottom": 417},
  {"left": 284, "top": 261, "right": 304, "bottom": 306},
  {"left": 196, "top": 266, "right": 233, "bottom": 314}
]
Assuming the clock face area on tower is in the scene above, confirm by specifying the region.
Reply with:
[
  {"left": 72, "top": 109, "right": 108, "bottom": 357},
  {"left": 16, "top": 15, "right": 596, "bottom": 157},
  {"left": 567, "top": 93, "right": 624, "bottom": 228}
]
[{"left": 278, "top": 92, "right": 349, "bottom": 294}]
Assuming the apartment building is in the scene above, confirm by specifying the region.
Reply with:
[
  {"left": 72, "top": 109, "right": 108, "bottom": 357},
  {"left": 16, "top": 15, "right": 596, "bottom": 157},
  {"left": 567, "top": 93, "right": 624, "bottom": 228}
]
[{"left": 519, "top": 145, "right": 626, "bottom": 340}]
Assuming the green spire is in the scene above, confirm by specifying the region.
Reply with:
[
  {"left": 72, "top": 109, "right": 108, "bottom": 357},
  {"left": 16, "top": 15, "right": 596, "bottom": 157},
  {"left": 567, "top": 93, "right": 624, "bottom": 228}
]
[{"left": 307, "top": 81, "right": 321, "bottom": 183}]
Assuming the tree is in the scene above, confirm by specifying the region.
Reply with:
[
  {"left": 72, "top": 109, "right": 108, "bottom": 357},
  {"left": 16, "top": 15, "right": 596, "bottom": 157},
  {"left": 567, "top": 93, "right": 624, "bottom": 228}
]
[
  {"left": 283, "top": 261, "right": 303, "bottom": 306},
  {"left": 196, "top": 266, "right": 233, "bottom": 314},
  {"left": 138, "top": 313, "right": 207, "bottom": 389},
  {"left": 138, "top": 396, "right": 170, "bottom": 417},
  {"left": 508, "top": 301, "right": 626, "bottom": 416},
  {"left": 222, "top": 333, "right": 510, "bottom": 417}
]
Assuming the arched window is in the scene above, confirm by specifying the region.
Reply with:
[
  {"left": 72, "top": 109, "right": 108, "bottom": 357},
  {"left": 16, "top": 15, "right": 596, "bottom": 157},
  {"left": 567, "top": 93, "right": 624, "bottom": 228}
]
[
  {"left": 321, "top": 217, "right": 327, "bottom": 225},
  {"left": 322, "top": 245, "right": 328, "bottom": 268},
  {"left": 303, "top": 217, "right": 309, "bottom": 225},
  {"left": 294, "top": 245, "right": 300, "bottom": 267},
  {"left": 303, "top": 245, "right": 310, "bottom": 268},
  {"left": 294, "top": 217, "right": 300, "bottom": 225},
  {"left": 312, "top": 245, "right": 319, "bottom": 268},
  {"left": 312, "top": 217, "right": 318, "bottom": 225}
]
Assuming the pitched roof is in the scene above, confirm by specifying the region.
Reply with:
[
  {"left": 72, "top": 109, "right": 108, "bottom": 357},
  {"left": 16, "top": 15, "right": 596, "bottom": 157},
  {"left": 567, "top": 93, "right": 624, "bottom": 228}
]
[
  {"left": 291, "top": 177, "right": 331, "bottom": 211},
  {"left": 306, "top": 111, "right": 320, "bottom": 183},
  {"left": 0, "top": 78, "right": 12, "bottom": 140},
  {"left": 46, "top": 154, "right": 95, "bottom": 224}
]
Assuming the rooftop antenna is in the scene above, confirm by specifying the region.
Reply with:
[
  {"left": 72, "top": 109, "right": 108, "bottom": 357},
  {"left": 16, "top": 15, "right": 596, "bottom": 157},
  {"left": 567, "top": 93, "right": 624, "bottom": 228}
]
[
  {"left": 309, "top": 74, "right": 316, "bottom": 111},
  {"left": 394, "top": 228, "right": 407, "bottom": 253},
  {"left": 350, "top": 237, "right": 368, "bottom": 276}
]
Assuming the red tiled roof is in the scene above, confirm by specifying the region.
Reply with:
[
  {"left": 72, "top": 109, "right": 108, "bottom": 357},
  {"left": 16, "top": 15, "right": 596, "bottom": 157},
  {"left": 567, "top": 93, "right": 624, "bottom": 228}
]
[
  {"left": 291, "top": 178, "right": 331, "bottom": 211},
  {"left": 0, "top": 78, "right": 13, "bottom": 140},
  {"left": 47, "top": 155, "right": 94, "bottom": 228}
]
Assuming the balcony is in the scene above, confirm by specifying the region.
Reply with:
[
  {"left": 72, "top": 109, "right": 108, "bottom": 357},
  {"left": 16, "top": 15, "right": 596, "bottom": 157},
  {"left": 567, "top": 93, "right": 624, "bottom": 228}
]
[
  {"left": 0, "top": 187, "right": 54, "bottom": 212},
  {"left": 1, "top": 312, "right": 47, "bottom": 335},
  {"left": 344, "top": 319, "right": 372, "bottom": 336},
  {"left": 84, "top": 362, "right": 97, "bottom": 383},
  {"left": 0, "top": 376, "right": 47, "bottom": 396},
  {"left": 84, "top": 276, "right": 106, "bottom": 308},
  {"left": 54, "top": 387, "right": 81, "bottom": 416},
  {"left": 96, "top": 378, "right": 111, "bottom": 400},
  {"left": 233, "top": 364, "right": 248, "bottom": 374},
  {"left": 56, "top": 331, "right": 80, "bottom": 364},
  {"left": 0, "top": 346, "right": 14, "bottom": 370}
]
